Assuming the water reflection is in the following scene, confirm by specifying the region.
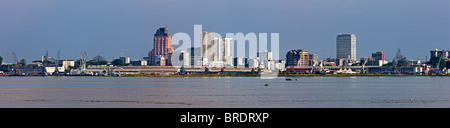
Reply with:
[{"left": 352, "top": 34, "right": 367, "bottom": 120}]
[{"left": 0, "top": 76, "right": 449, "bottom": 108}]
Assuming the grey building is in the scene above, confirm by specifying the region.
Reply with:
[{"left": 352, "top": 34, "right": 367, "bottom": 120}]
[
  {"left": 189, "top": 47, "right": 202, "bottom": 67},
  {"left": 336, "top": 33, "right": 356, "bottom": 61},
  {"left": 372, "top": 51, "right": 385, "bottom": 61},
  {"left": 430, "top": 49, "right": 450, "bottom": 60}
]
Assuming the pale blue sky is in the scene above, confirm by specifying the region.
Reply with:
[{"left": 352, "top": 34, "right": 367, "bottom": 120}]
[{"left": 0, "top": 0, "right": 449, "bottom": 63}]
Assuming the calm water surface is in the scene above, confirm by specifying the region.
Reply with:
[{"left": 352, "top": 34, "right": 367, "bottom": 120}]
[{"left": 0, "top": 76, "right": 449, "bottom": 108}]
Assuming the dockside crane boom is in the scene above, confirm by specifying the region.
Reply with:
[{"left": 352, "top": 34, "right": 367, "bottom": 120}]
[{"left": 11, "top": 52, "right": 21, "bottom": 75}]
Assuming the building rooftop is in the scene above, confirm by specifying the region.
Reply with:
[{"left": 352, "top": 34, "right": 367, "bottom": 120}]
[
  {"left": 155, "top": 27, "right": 170, "bottom": 36},
  {"left": 337, "top": 33, "right": 355, "bottom": 36},
  {"left": 287, "top": 49, "right": 308, "bottom": 54}
]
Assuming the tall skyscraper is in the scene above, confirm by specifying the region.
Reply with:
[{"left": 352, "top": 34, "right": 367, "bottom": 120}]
[
  {"left": 336, "top": 33, "right": 356, "bottom": 61},
  {"left": 201, "top": 31, "right": 215, "bottom": 65},
  {"left": 213, "top": 37, "right": 233, "bottom": 67},
  {"left": 148, "top": 27, "right": 174, "bottom": 66}
]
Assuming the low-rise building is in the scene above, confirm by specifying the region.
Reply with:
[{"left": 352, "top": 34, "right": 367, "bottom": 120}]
[
  {"left": 248, "top": 58, "right": 259, "bottom": 68},
  {"left": 130, "top": 60, "right": 148, "bottom": 66},
  {"left": 56, "top": 60, "right": 75, "bottom": 69},
  {"left": 367, "top": 67, "right": 422, "bottom": 74}
]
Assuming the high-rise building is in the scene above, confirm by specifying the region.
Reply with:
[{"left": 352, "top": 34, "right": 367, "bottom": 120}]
[
  {"left": 213, "top": 37, "right": 233, "bottom": 67},
  {"left": 430, "top": 49, "right": 450, "bottom": 60},
  {"left": 336, "top": 33, "right": 356, "bottom": 61},
  {"left": 149, "top": 27, "right": 174, "bottom": 66},
  {"left": 286, "top": 49, "right": 310, "bottom": 67},
  {"left": 201, "top": 31, "right": 215, "bottom": 65}
]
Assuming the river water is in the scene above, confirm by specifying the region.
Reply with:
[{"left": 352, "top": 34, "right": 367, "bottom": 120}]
[{"left": 0, "top": 76, "right": 449, "bottom": 108}]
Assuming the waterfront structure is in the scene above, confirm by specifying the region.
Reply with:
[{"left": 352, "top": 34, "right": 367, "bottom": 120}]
[
  {"left": 286, "top": 49, "right": 310, "bottom": 67},
  {"left": 120, "top": 56, "right": 130, "bottom": 64},
  {"left": 309, "top": 54, "right": 317, "bottom": 66},
  {"left": 430, "top": 49, "right": 450, "bottom": 60},
  {"left": 149, "top": 27, "right": 174, "bottom": 66},
  {"left": 372, "top": 51, "right": 385, "bottom": 61},
  {"left": 275, "top": 60, "right": 286, "bottom": 71},
  {"left": 130, "top": 60, "right": 147, "bottom": 66},
  {"left": 234, "top": 57, "right": 245, "bottom": 67},
  {"left": 336, "top": 33, "right": 356, "bottom": 61},
  {"left": 359, "top": 51, "right": 388, "bottom": 67},
  {"left": 447, "top": 60, "right": 450, "bottom": 69},
  {"left": 336, "top": 58, "right": 356, "bottom": 66},
  {"left": 155, "top": 56, "right": 166, "bottom": 66},
  {"left": 56, "top": 60, "right": 75, "bottom": 69},
  {"left": 367, "top": 67, "right": 422, "bottom": 74}
]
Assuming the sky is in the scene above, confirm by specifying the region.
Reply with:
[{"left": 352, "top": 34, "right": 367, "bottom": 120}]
[{"left": 0, "top": 0, "right": 449, "bottom": 63}]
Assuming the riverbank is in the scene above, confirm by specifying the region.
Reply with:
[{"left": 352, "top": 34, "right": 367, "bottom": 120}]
[
  {"left": 116, "top": 74, "right": 450, "bottom": 77},
  {"left": 1, "top": 74, "right": 449, "bottom": 77}
]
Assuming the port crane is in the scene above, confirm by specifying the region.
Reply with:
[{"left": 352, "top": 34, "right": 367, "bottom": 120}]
[
  {"left": 392, "top": 48, "right": 405, "bottom": 74},
  {"left": 361, "top": 58, "right": 368, "bottom": 74},
  {"left": 11, "top": 52, "right": 21, "bottom": 75},
  {"left": 54, "top": 51, "right": 60, "bottom": 75},
  {"left": 310, "top": 55, "right": 328, "bottom": 74}
]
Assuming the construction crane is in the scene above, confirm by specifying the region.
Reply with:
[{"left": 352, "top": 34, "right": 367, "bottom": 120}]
[
  {"left": 11, "top": 52, "right": 21, "bottom": 75},
  {"left": 319, "top": 55, "right": 329, "bottom": 74},
  {"left": 79, "top": 51, "right": 89, "bottom": 73},
  {"left": 392, "top": 48, "right": 405, "bottom": 74},
  {"left": 310, "top": 60, "right": 317, "bottom": 74},
  {"left": 310, "top": 55, "right": 327, "bottom": 74},
  {"left": 361, "top": 58, "right": 369, "bottom": 74}
]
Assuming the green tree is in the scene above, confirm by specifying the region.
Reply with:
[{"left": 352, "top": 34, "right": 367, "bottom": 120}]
[
  {"left": 43, "top": 60, "right": 53, "bottom": 67},
  {"left": 396, "top": 58, "right": 408, "bottom": 67},
  {"left": 20, "top": 59, "right": 26, "bottom": 66},
  {"left": 112, "top": 59, "right": 124, "bottom": 66},
  {"left": 90, "top": 55, "right": 108, "bottom": 65},
  {"left": 429, "top": 56, "right": 446, "bottom": 68},
  {"left": 0, "top": 56, "right": 3, "bottom": 65},
  {"left": 382, "top": 62, "right": 393, "bottom": 67}
]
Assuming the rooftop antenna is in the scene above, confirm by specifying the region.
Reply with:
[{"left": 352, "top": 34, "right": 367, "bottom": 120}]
[
  {"left": 54, "top": 50, "right": 60, "bottom": 74},
  {"left": 121, "top": 49, "right": 123, "bottom": 57},
  {"left": 45, "top": 51, "right": 49, "bottom": 61}
]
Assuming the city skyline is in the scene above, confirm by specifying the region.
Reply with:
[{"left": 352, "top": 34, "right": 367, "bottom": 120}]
[{"left": 1, "top": 0, "right": 449, "bottom": 63}]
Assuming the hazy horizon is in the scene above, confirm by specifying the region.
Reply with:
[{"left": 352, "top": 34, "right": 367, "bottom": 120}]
[{"left": 1, "top": 0, "right": 449, "bottom": 63}]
